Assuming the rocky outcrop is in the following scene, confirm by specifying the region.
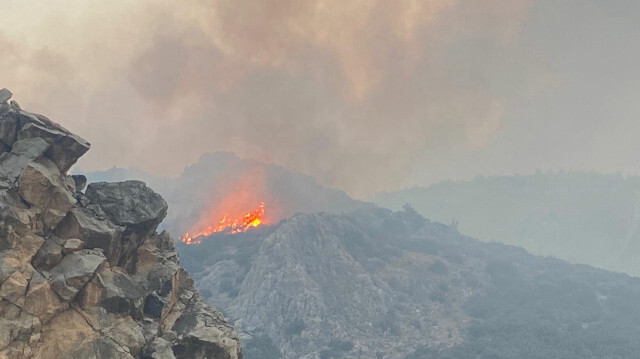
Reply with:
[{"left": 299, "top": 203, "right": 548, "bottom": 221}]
[
  {"left": 0, "top": 89, "right": 241, "bottom": 358},
  {"left": 186, "top": 210, "right": 472, "bottom": 359}
]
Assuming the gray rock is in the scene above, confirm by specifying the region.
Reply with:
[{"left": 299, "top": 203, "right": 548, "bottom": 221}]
[
  {"left": 0, "top": 113, "right": 18, "bottom": 147},
  {"left": 0, "top": 89, "right": 11, "bottom": 104},
  {"left": 9, "top": 100, "right": 20, "bottom": 111},
  {"left": 46, "top": 131, "right": 90, "bottom": 173},
  {"left": 164, "top": 270, "right": 241, "bottom": 359},
  {"left": 172, "top": 303, "right": 242, "bottom": 359},
  {"left": 80, "top": 267, "right": 145, "bottom": 318},
  {"left": 101, "top": 270, "right": 145, "bottom": 317},
  {"left": 0, "top": 263, "right": 32, "bottom": 304},
  {"left": 103, "top": 317, "right": 146, "bottom": 357},
  {"left": 0, "top": 254, "right": 21, "bottom": 285},
  {"left": 77, "top": 193, "right": 90, "bottom": 207},
  {"left": 84, "top": 181, "right": 169, "bottom": 271},
  {"left": 42, "top": 208, "right": 69, "bottom": 230},
  {"left": 18, "top": 158, "right": 75, "bottom": 229},
  {"left": 18, "top": 122, "right": 64, "bottom": 144},
  {"left": 16, "top": 112, "right": 90, "bottom": 173},
  {"left": 144, "top": 337, "right": 176, "bottom": 359},
  {"left": 62, "top": 238, "right": 84, "bottom": 254},
  {"left": 143, "top": 292, "right": 166, "bottom": 319},
  {"left": 57, "top": 207, "right": 123, "bottom": 264},
  {"left": 0, "top": 189, "right": 35, "bottom": 237},
  {"left": 71, "top": 174, "right": 87, "bottom": 192},
  {"left": 32, "top": 236, "right": 64, "bottom": 271},
  {"left": 50, "top": 249, "right": 106, "bottom": 301},
  {"left": 3, "top": 232, "right": 44, "bottom": 263},
  {"left": 85, "top": 181, "right": 168, "bottom": 233},
  {"left": 23, "top": 271, "right": 67, "bottom": 322},
  {"left": 144, "top": 261, "right": 179, "bottom": 296},
  {"left": 11, "top": 137, "right": 50, "bottom": 159},
  {"left": 0, "top": 138, "right": 50, "bottom": 185},
  {"left": 16, "top": 110, "right": 44, "bottom": 128}
]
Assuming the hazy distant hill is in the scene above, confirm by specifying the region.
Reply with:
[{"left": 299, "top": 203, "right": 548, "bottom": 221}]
[
  {"left": 370, "top": 172, "right": 640, "bottom": 276},
  {"left": 79, "top": 152, "right": 365, "bottom": 237},
  {"left": 178, "top": 205, "right": 640, "bottom": 359}
]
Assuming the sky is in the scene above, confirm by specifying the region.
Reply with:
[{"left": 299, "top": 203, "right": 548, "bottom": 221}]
[{"left": 1, "top": 0, "right": 639, "bottom": 198}]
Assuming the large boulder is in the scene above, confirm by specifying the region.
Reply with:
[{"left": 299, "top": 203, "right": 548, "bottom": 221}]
[
  {"left": 79, "top": 266, "right": 145, "bottom": 318},
  {"left": 18, "top": 157, "right": 75, "bottom": 229},
  {"left": 85, "top": 181, "right": 170, "bottom": 270},
  {"left": 49, "top": 249, "right": 107, "bottom": 301},
  {"left": 56, "top": 207, "right": 123, "bottom": 265},
  {"left": 31, "top": 236, "right": 64, "bottom": 271},
  {"left": 16, "top": 111, "right": 90, "bottom": 173},
  {"left": 0, "top": 138, "right": 50, "bottom": 186},
  {"left": 85, "top": 181, "right": 168, "bottom": 233}
]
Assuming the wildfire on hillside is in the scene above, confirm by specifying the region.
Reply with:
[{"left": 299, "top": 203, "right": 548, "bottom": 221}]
[{"left": 181, "top": 202, "right": 266, "bottom": 245}]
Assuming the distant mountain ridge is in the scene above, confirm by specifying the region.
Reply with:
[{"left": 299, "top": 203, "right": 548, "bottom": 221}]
[
  {"left": 79, "top": 152, "right": 366, "bottom": 238},
  {"left": 371, "top": 172, "right": 640, "bottom": 276}
]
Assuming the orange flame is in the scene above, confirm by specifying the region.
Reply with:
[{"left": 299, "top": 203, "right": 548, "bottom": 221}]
[{"left": 182, "top": 202, "right": 266, "bottom": 245}]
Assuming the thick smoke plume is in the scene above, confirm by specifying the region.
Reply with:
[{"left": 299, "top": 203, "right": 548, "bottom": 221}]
[{"left": 4, "top": 0, "right": 639, "bottom": 196}]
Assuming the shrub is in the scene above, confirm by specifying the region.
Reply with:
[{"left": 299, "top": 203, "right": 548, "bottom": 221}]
[{"left": 285, "top": 318, "right": 306, "bottom": 336}]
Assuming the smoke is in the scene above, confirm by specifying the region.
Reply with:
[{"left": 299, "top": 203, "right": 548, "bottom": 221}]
[{"left": 7, "top": 0, "right": 629, "bottom": 197}]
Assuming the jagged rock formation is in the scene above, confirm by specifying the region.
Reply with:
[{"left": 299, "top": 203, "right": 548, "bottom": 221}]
[
  {"left": 0, "top": 89, "right": 241, "bottom": 359},
  {"left": 183, "top": 210, "right": 471, "bottom": 358}
]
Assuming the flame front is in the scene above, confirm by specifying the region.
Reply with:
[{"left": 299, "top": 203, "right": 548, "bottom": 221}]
[{"left": 182, "top": 202, "right": 266, "bottom": 245}]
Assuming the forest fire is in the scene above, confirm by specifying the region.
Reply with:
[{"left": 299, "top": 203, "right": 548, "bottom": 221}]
[{"left": 181, "top": 202, "right": 266, "bottom": 245}]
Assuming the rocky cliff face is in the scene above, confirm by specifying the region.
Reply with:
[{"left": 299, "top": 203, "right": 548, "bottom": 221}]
[
  {"left": 186, "top": 209, "right": 473, "bottom": 358},
  {"left": 0, "top": 89, "right": 241, "bottom": 359},
  {"left": 180, "top": 206, "right": 640, "bottom": 359}
]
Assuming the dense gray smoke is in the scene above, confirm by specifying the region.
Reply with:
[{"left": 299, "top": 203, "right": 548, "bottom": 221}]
[{"left": 2, "top": 0, "right": 639, "bottom": 197}]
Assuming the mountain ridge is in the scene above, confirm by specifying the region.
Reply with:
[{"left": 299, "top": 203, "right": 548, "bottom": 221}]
[
  {"left": 179, "top": 204, "right": 640, "bottom": 358},
  {"left": 370, "top": 172, "right": 640, "bottom": 276},
  {"left": 79, "top": 151, "right": 367, "bottom": 238}
]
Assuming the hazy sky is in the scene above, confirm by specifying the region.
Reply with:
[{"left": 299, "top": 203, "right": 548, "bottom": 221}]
[{"left": 2, "top": 0, "right": 639, "bottom": 197}]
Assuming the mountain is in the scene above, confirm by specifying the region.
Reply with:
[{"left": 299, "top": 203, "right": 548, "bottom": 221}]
[
  {"left": 0, "top": 89, "right": 241, "bottom": 358},
  {"left": 370, "top": 173, "right": 640, "bottom": 276},
  {"left": 178, "top": 204, "right": 640, "bottom": 359},
  {"left": 80, "top": 152, "right": 365, "bottom": 239}
]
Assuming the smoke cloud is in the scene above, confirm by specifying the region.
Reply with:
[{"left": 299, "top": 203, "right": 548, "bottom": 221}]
[{"left": 2, "top": 0, "right": 639, "bottom": 197}]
